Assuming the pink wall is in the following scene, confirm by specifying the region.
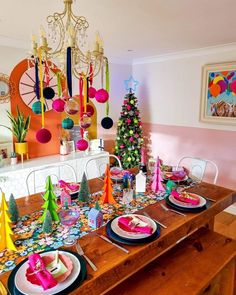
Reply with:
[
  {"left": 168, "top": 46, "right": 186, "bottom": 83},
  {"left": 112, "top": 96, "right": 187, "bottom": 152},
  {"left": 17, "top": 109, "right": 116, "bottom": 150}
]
[{"left": 143, "top": 123, "right": 236, "bottom": 190}]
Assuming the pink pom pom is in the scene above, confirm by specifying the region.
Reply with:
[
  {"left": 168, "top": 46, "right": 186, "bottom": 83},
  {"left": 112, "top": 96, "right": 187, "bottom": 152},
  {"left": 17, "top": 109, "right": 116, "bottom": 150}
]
[
  {"left": 95, "top": 89, "right": 109, "bottom": 103},
  {"left": 129, "top": 137, "right": 134, "bottom": 142},
  {"left": 88, "top": 87, "right": 97, "bottom": 98},
  {"left": 36, "top": 128, "right": 52, "bottom": 144},
  {"left": 76, "top": 139, "right": 88, "bottom": 151},
  {"left": 52, "top": 98, "right": 65, "bottom": 112},
  {"left": 126, "top": 105, "right": 131, "bottom": 111}
]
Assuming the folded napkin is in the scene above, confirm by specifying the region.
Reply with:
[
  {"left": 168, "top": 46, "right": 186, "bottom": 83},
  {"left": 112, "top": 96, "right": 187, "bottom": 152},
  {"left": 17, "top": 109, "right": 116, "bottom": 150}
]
[
  {"left": 166, "top": 171, "right": 186, "bottom": 181},
  {"left": 28, "top": 253, "right": 58, "bottom": 290},
  {"left": 118, "top": 216, "right": 153, "bottom": 235},
  {"left": 58, "top": 180, "right": 79, "bottom": 192},
  {"left": 171, "top": 191, "right": 200, "bottom": 205}
]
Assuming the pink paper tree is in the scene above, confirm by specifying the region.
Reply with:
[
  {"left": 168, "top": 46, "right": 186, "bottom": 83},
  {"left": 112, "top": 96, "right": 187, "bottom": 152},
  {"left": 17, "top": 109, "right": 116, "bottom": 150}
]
[{"left": 151, "top": 157, "right": 165, "bottom": 193}]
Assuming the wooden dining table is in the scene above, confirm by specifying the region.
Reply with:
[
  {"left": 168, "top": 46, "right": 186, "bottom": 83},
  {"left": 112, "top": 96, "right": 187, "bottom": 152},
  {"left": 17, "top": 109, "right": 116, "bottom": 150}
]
[{"left": 1, "top": 178, "right": 235, "bottom": 295}]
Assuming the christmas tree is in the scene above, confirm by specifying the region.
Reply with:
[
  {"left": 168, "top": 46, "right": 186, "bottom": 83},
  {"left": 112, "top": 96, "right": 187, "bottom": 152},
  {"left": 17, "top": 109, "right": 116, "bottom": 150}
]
[
  {"left": 151, "top": 157, "right": 165, "bottom": 193},
  {"left": 115, "top": 91, "right": 143, "bottom": 169},
  {"left": 101, "top": 165, "right": 116, "bottom": 204},
  {"left": 0, "top": 192, "right": 17, "bottom": 251},
  {"left": 42, "top": 210, "right": 53, "bottom": 235},
  {"left": 8, "top": 193, "right": 19, "bottom": 223},
  {"left": 40, "top": 176, "right": 59, "bottom": 222},
  {"left": 78, "top": 172, "right": 90, "bottom": 202}
]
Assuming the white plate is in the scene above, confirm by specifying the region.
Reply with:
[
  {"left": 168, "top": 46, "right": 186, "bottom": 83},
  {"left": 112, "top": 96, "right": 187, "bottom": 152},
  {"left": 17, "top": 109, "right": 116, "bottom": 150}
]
[
  {"left": 111, "top": 214, "right": 157, "bottom": 240},
  {"left": 169, "top": 193, "right": 206, "bottom": 208},
  {"left": 14, "top": 251, "right": 81, "bottom": 295}
]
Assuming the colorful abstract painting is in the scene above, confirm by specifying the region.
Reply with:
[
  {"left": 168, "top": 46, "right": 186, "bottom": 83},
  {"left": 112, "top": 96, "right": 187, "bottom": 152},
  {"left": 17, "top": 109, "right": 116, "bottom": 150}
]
[{"left": 200, "top": 62, "right": 236, "bottom": 125}]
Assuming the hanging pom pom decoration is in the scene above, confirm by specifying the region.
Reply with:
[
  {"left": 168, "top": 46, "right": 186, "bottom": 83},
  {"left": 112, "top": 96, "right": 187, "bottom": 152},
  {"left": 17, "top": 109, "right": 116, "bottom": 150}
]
[
  {"left": 76, "top": 139, "right": 88, "bottom": 151},
  {"left": 101, "top": 59, "right": 113, "bottom": 129},
  {"left": 32, "top": 101, "right": 46, "bottom": 114},
  {"left": 62, "top": 117, "right": 74, "bottom": 130},
  {"left": 36, "top": 48, "right": 52, "bottom": 144},
  {"left": 52, "top": 72, "right": 65, "bottom": 112},
  {"left": 95, "top": 88, "right": 109, "bottom": 103},
  {"left": 88, "top": 86, "right": 96, "bottom": 98},
  {"left": 86, "top": 104, "right": 95, "bottom": 117},
  {"left": 80, "top": 113, "right": 92, "bottom": 129},
  {"left": 43, "top": 61, "right": 55, "bottom": 99}
]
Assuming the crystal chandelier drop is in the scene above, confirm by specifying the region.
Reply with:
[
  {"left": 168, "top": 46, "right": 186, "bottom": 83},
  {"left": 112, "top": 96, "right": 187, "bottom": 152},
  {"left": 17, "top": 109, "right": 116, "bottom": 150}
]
[{"left": 30, "top": 0, "right": 107, "bottom": 79}]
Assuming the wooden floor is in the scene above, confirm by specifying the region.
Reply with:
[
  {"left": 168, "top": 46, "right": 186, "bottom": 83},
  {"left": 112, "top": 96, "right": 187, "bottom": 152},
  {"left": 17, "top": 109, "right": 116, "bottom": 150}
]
[{"left": 214, "top": 211, "right": 236, "bottom": 240}]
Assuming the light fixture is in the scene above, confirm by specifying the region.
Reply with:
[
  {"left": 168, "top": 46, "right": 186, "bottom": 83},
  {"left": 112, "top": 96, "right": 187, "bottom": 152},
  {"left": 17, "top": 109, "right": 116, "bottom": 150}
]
[{"left": 30, "top": 0, "right": 107, "bottom": 80}]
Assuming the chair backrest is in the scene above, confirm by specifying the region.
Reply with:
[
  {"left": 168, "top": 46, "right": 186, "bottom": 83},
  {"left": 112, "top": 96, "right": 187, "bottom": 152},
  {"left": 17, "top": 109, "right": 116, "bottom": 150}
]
[
  {"left": 84, "top": 154, "right": 122, "bottom": 179},
  {"left": 26, "top": 163, "right": 77, "bottom": 195},
  {"left": 176, "top": 156, "right": 218, "bottom": 184}
]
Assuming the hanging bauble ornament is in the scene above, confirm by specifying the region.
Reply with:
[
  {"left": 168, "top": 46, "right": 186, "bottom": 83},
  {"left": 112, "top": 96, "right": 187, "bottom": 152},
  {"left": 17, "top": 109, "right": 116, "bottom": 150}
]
[
  {"left": 95, "top": 89, "right": 109, "bottom": 103},
  {"left": 76, "top": 139, "right": 89, "bottom": 151},
  {"left": 126, "top": 105, "right": 132, "bottom": 111},
  {"left": 126, "top": 118, "right": 131, "bottom": 124},
  {"left": 32, "top": 101, "right": 46, "bottom": 114},
  {"left": 36, "top": 128, "right": 52, "bottom": 144},
  {"left": 86, "top": 105, "right": 95, "bottom": 117},
  {"left": 62, "top": 117, "right": 74, "bottom": 130},
  {"left": 129, "top": 137, "right": 134, "bottom": 142},
  {"left": 101, "top": 117, "right": 113, "bottom": 129},
  {"left": 129, "top": 130, "right": 134, "bottom": 135},
  {"left": 52, "top": 98, "right": 65, "bottom": 113},
  {"left": 43, "top": 87, "right": 55, "bottom": 100},
  {"left": 65, "top": 97, "right": 79, "bottom": 115},
  {"left": 80, "top": 114, "right": 92, "bottom": 129},
  {"left": 88, "top": 87, "right": 97, "bottom": 98}
]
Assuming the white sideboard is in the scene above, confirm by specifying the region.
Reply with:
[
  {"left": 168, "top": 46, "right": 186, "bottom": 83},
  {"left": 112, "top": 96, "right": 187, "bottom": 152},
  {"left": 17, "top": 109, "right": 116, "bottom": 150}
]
[{"left": 0, "top": 151, "right": 109, "bottom": 199}]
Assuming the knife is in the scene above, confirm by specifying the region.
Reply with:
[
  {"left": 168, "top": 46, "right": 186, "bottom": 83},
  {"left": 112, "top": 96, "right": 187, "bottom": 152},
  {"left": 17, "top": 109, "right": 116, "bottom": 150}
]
[{"left": 96, "top": 234, "right": 129, "bottom": 254}]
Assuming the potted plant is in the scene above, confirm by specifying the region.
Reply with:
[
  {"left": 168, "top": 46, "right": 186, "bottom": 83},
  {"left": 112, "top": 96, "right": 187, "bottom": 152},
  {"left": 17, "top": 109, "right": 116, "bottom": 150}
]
[
  {"left": 10, "top": 152, "right": 18, "bottom": 165},
  {"left": 0, "top": 107, "right": 30, "bottom": 158}
]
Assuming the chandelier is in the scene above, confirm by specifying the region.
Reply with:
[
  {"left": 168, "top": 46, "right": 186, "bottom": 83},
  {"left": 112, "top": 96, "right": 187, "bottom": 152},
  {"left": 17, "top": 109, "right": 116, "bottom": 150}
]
[{"left": 30, "top": 0, "right": 107, "bottom": 79}]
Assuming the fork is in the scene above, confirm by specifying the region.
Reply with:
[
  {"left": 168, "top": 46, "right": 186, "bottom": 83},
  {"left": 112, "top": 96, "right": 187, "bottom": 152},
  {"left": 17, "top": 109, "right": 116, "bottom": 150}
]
[
  {"left": 76, "top": 243, "right": 98, "bottom": 271},
  {"left": 160, "top": 203, "right": 186, "bottom": 217},
  {"left": 143, "top": 212, "right": 167, "bottom": 229}
]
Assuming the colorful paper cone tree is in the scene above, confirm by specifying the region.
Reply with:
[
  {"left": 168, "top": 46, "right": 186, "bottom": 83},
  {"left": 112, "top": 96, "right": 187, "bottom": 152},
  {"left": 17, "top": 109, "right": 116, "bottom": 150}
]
[
  {"left": 8, "top": 193, "right": 19, "bottom": 223},
  {"left": 40, "top": 176, "right": 59, "bottom": 222},
  {"left": 42, "top": 210, "right": 53, "bottom": 235},
  {"left": 151, "top": 157, "right": 165, "bottom": 193},
  {"left": 0, "top": 192, "right": 17, "bottom": 251},
  {"left": 78, "top": 172, "right": 90, "bottom": 202},
  {"left": 101, "top": 165, "right": 116, "bottom": 204}
]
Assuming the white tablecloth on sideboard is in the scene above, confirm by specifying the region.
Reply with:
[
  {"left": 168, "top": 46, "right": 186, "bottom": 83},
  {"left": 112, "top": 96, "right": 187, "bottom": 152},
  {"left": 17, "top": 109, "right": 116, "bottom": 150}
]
[{"left": 0, "top": 151, "right": 109, "bottom": 199}]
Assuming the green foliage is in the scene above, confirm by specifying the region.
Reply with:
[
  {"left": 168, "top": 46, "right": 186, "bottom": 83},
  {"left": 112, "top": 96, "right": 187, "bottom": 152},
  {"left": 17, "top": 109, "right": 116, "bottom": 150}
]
[
  {"left": 42, "top": 210, "right": 53, "bottom": 235},
  {"left": 115, "top": 92, "right": 143, "bottom": 169},
  {"left": 78, "top": 172, "right": 90, "bottom": 202},
  {"left": 10, "top": 152, "right": 17, "bottom": 158},
  {"left": 8, "top": 193, "right": 19, "bottom": 223},
  {"left": 40, "top": 176, "right": 59, "bottom": 222},
  {"left": 0, "top": 106, "right": 30, "bottom": 142}
]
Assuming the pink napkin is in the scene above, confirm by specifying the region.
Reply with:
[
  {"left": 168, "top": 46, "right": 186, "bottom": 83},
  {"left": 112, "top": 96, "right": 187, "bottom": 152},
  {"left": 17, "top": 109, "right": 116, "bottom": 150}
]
[
  {"left": 118, "top": 216, "right": 153, "bottom": 235},
  {"left": 28, "top": 253, "right": 58, "bottom": 291},
  {"left": 171, "top": 191, "right": 200, "bottom": 206},
  {"left": 58, "top": 180, "right": 79, "bottom": 191}
]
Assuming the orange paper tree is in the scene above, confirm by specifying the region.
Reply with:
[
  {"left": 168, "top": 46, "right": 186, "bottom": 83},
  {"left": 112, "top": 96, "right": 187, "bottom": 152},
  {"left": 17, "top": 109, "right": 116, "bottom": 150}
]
[
  {"left": 101, "top": 165, "right": 116, "bottom": 204},
  {"left": 0, "top": 192, "right": 17, "bottom": 251}
]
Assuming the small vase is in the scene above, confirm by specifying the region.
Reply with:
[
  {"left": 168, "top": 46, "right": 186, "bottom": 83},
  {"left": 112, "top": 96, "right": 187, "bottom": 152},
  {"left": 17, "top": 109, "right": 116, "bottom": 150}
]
[{"left": 10, "top": 157, "right": 18, "bottom": 165}]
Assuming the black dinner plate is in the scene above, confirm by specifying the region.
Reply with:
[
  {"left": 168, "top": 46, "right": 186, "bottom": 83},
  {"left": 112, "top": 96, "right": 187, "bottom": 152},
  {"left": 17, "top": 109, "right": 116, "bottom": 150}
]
[
  {"left": 106, "top": 218, "right": 161, "bottom": 245},
  {"left": 165, "top": 195, "right": 211, "bottom": 213},
  {"left": 8, "top": 250, "right": 87, "bottom": 295}
]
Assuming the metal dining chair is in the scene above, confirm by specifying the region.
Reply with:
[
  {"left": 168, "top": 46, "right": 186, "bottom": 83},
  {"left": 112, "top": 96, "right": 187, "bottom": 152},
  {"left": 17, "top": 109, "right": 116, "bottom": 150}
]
[
  {"left": 26, "top": 163, "right": 77, "bottom": 195},
  {"left": 176, "top": 156, "right": 218, "bottom": 184}
]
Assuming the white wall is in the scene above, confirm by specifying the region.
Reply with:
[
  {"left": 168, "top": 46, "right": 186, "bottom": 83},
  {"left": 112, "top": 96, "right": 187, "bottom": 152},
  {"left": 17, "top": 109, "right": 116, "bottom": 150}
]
[
  {"left": 0, "top": 45, "right": 132, "bottom": 143},
  {"left": 133, "top": 46, "right": 236, "bottom": 132}
]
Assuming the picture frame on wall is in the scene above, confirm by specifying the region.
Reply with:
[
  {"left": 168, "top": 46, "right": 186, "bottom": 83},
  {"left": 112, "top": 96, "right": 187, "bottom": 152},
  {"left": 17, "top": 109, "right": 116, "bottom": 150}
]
[
  {"left": 67, "top": 141, "right": 75, "bottom": 153},
  {"left": 200, "top": 62, "right": 236, "bottom": 125},
  {"left": 0, "top": 142, "right": 13, "bottom": 165}
]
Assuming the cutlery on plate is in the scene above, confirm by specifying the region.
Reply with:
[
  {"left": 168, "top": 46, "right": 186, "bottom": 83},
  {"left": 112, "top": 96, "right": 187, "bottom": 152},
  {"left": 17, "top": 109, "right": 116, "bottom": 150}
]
[
  {"left": 143, "top": 212, "right": 167, "bottom": 229},
  {"left": 160, "top": 203, "right": 186, "bottom": 217},
  {"left": 75, "top": 243, "right": 98, "bottom": 271},
  {"left": 0, "top": 280, "right": 7, "bottom": 295},
  {"left": 96, "top": 233, "right": 129, "bottom": 254}
]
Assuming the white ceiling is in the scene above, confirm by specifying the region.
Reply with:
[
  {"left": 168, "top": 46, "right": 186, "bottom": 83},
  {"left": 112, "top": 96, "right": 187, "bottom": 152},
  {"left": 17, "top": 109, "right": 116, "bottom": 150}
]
[{"left": 1, "top": 0, "right": 236, "bottom": 63}]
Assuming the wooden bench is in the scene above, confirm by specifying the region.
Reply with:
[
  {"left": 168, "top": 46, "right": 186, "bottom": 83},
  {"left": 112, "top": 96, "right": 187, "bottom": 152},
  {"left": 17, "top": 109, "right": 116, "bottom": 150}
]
[{"left": 106, "top": 228, "right": 236, "bottom": 295}]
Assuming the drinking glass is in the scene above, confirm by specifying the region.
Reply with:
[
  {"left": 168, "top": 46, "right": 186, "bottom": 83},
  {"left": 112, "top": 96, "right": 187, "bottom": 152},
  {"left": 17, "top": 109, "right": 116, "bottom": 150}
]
[{"left": 59, "top": 209, "right": 80, "bottom": 246}]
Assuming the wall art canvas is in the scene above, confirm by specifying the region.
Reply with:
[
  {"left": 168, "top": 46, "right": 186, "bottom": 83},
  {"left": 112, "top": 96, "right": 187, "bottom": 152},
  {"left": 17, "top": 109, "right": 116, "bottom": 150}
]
[{"left": 200, "top": 62, "right": 236, "bottom": 125}]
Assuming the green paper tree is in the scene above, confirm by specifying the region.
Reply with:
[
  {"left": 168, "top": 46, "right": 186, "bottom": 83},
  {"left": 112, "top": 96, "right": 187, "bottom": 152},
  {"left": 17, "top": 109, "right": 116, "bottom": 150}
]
[
  {"left": 40, "top": 176, "right": 59, "bottom": 222},
  {"left": 42, "top": 210, "right": 53, "bottom": 235},
  {"left": 78, "top": 172, "right": 90, "bottom": 202},
  {"left": 8, "top": 193, "right": 19, "bottom": 223},
  {"left": 115, "top": 92, "right": 143, "bottom": 169},
  {"left": 94, "top": 201, "right": 101, "bottom": 210}
]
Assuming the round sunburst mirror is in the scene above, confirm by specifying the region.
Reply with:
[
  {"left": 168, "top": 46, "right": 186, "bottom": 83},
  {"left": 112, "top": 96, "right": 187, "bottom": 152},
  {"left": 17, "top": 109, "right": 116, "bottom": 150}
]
[{"left": 0, "top": 73, "right": 11, "bottom": 104}]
